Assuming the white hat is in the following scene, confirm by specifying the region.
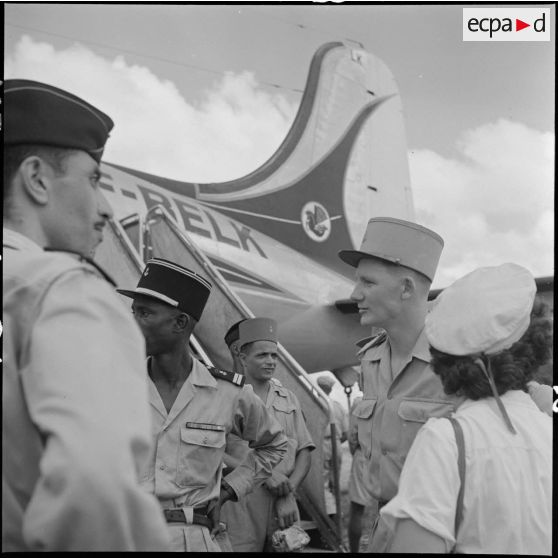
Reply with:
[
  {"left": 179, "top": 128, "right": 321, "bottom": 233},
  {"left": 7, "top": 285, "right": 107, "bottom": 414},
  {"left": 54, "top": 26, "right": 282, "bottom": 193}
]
[{"left": 426, "top": 263, "right": 536, "bottom": 356}]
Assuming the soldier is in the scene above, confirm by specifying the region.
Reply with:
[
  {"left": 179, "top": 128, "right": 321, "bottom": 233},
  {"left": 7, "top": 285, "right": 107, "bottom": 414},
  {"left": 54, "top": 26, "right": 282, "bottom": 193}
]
[
  {"left": 316, "top": 374, "right": 348, "bottom": 519},
  {"left": 3, "top": 79, "right": 169, "bottom": 551},
  {"left": 221, "top": 318, "right": 248, "bottom": 477},
  {"left": 116, "top": 260, "right": 288, "bottom": 552},
  {"left": 346, "top": 395, "right": 375, "bottom": 552},
  {"left": 220, "top": 318, "right": 315, "bottom": 552},
  {"left": 223, "top": 318, "right": 248, "bottom": 374},
  {"left": 338, "top": 217, "right": 461, "bottom": 552}
]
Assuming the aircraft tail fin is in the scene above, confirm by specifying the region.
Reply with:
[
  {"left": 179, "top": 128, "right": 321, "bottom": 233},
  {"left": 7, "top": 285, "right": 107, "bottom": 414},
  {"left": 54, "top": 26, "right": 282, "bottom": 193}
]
[{"left": 109, "top": 42, "right": 414, "bottom": 278}]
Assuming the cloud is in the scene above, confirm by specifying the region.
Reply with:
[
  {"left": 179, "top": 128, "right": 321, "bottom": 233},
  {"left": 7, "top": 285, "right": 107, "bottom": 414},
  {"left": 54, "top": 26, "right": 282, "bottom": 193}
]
[
  {"left": 5, "top": 35, "right": 297, "bottom": 182},
  {"left": 409, "top": 119, "right": 554, "bottom": 288},
  {"left": 6, "top": 37, "right": 553, "bottom": 289}
]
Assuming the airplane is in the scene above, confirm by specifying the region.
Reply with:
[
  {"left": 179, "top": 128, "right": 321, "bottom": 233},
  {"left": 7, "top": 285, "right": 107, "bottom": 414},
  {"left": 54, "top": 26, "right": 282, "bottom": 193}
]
[{"left": 97, "top": 41, "right": 415, "bottom": 380}]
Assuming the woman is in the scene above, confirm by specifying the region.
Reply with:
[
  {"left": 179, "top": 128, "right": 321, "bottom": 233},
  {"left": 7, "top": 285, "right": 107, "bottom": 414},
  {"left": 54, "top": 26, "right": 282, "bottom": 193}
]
[{"left": 381, "top": 263, "right": 552, "bottom": 554}]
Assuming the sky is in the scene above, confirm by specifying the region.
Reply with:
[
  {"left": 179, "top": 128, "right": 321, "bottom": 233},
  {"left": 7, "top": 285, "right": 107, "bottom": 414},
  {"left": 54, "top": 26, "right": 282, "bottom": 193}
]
[{"left": 4, "top": 2, "right": 555, "bottom": 293}]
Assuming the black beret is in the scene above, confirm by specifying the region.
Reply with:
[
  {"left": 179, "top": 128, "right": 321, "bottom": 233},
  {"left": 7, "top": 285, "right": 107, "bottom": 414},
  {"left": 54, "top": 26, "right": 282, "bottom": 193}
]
[
  {"left": 117, "top": 258, "right": 212, "bottom": 322},
  {"left": 4, "top": 79, "right": 114, "bottom": 163}
]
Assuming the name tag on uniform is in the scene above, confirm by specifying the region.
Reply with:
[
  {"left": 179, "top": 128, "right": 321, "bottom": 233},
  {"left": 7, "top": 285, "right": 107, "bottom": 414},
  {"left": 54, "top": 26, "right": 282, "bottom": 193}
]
[{"left": 185, "top": 422, "right": 225, "bottom": 431}]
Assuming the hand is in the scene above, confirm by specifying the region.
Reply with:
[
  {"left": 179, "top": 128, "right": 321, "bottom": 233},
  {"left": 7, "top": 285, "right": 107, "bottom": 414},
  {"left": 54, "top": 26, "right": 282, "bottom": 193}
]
[
  {"left": 275, "top": 493, "right": 299, "bottom": 529},
  {"left": 206, "top": 497, "right": 224, "bottom": 537},
  {"left": 264, "top": 471, "right": 292, "bottom": 497},
  {"left": 207, "top": 483, "right": 235, "bottom": 537}
]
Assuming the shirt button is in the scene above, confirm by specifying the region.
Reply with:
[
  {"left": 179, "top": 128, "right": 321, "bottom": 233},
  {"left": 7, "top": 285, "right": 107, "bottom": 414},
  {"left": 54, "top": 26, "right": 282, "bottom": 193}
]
[
  {"left": 382, "top": 450, "right": 387, "bottom": 456},
  {"left": 159, "top": 465, "right": 165, "bottom": 470}
]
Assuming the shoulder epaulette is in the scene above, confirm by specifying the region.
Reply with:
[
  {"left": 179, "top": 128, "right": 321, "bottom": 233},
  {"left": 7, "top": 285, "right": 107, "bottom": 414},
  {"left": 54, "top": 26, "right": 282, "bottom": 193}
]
[
  {"left": 209, "top": 367, "right": 245, "bottom": 387},
  {"left": 43, "top": 247, "right": 116, "bottom": 286}
]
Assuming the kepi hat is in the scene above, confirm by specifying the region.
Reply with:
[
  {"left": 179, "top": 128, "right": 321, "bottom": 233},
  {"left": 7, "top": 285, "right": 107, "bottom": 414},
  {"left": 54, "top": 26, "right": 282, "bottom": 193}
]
[
  {"left": 425, "top": 263, "right": 536, "bottom": 356},
  {"left": 338, "top": 217, "right": 444, "bottom": 282},
  {"left": 117, "top": 258, "right": 212, "bottom": 321},
  {"left": 238, "top": 318, "right": 278, "bottom": 348},
  {"left": 4, "top": 79, "right": 113, "bottom": 163}
]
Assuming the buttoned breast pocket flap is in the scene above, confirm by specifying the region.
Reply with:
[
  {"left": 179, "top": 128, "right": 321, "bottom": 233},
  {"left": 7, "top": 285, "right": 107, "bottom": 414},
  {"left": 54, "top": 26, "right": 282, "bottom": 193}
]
[
  {"left": 181, "top": 428, "right": 226, "bottom": 449},
  {"left": 272, "top": 398, "right": 296, "bottom": 414},
  {"left": 353, "top": 399, "right": 377, "bottom": 419},
  {"left": 398, "top": 400, "right": 454, "bottom": 423}
]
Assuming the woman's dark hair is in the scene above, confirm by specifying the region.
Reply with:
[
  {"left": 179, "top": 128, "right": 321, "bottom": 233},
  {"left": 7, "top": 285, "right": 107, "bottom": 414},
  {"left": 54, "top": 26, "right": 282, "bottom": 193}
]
[{"left": 430, "top": 300, "right": 553, "bottom": 399}]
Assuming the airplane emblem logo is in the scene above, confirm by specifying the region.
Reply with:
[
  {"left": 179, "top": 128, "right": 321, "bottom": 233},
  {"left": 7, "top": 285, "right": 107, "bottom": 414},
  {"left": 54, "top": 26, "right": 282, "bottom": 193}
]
[{"left": 301, "top": 201, "right": 332, "bottom": 243}]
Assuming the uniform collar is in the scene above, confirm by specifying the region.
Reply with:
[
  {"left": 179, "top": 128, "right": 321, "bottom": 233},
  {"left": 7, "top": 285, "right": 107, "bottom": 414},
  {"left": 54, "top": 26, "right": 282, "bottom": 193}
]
[
  {"left": 3, "top": 228, "right": 43, "bottom": 253},
  {"left": 147, "top": 356, "right": 217, "bottom": 390},
  {"left": 356, "top": 329, "right": 386, "bottom": 356},
  {"left": 412, "top": 328, "right": 432, "bottom": 363},
  {"left": 269, "top": 377, "right": 286, "bottom": 397},
  {"left": 359, "top": 327, "right": 431, "bottom": 363},
  {"left": 189, "top": 358, "right": 218, "bottom": 389}
]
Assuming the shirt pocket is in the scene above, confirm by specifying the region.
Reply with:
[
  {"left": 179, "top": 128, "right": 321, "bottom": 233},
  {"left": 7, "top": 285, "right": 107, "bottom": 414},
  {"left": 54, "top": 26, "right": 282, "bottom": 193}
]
[
  {"left": 396, "top": 399, "right": 454, "bottom": 465},
  {"left": 353, "top": 398, "right": 377, "bottom": 459},
  {"left": 176, "top": 427, "right": 226, "bottom": 488},
  {"left": 271, "top": 398, "right": 298, "bottom": 473}
]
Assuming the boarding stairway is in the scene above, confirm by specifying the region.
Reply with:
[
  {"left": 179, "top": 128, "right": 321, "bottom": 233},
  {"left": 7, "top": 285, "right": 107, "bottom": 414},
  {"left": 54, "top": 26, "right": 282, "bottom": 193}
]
[{"left": 94, "top": 206, "right": 348, "bottom": 552}]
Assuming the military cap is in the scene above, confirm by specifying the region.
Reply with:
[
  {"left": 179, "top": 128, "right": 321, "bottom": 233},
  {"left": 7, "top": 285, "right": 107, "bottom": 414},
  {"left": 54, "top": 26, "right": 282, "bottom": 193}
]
[
  {"left": 4, "top": 79, "right": 113, "bottom": 163},
  {"left": 117, "top": 258, "right": 212, "bottom": 321},
  {"left": 224, "top": 319, "right": 248, "bottom": 348},
  {"left": 238, "top": 318, "right": 278, "bottom": 348},
  {"left": 338, "top": 217, "right": 444, "bottom": 282},
  {"left": 425, "top": 263, "right": 536, "bottom": 356}
]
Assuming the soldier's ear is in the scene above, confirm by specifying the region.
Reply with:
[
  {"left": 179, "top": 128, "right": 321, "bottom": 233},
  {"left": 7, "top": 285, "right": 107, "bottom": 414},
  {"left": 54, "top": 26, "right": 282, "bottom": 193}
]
[
  {"left": 19, "top": 156, "right": 51, "bottom": 206},
  {"left": 401, "top": 276, "right": 416, "bottom": 299},
  {"left": 174, "top": 312, "right": 190, "bottom": 331}
]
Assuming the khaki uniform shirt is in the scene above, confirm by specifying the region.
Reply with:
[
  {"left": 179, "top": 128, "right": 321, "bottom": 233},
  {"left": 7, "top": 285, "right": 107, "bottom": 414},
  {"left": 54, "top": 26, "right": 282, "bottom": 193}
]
[
  {"left": 224, "top": 378, "right": 315, "bottom": 477},
  {"left": 220, "top": 378, "right": 315, "bottom": 552},
  {"left": 2, "top": 229, "right": 169, "bottom": 552},
  {"left": 354, "top": 328, "right": 461, "bottom": 503},
  {"left": 141, "top": 359, "right": 288, "bottom": 507}
]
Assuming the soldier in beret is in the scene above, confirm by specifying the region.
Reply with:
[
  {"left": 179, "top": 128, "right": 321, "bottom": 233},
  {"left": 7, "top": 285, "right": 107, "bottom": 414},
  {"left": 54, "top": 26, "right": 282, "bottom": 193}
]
[
  {"left": 338, "top": 217, "right": 461, "bottom": 552},
  {"left": 223, "top": 318, "right": 248, "bottom": 375},
  {"left": 117, "top": 261, "right": 288, "bottom": 552},
  {"left": 3, "top": 80, "right": 169, "bottom": 551},
  {"left": 220, "top": 318, "right": 315, "bottom": 552}
]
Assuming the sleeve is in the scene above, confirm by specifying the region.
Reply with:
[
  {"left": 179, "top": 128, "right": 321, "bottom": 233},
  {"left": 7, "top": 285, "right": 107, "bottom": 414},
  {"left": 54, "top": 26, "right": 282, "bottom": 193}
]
[
  {"left": 380, "top": 418, "right": 460, "bottom": 551},
  {"left": 348, "top": 397, "right": 362, "bottom": 455},
  {"left": 224, "top": 386, "right": 288, "bottom": 499},
  {"left": 21, "top": 270, "right": 170, "bottom": 551},
  {"left": 289, "top": 392, "right": 316, "bottom": 453}
]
